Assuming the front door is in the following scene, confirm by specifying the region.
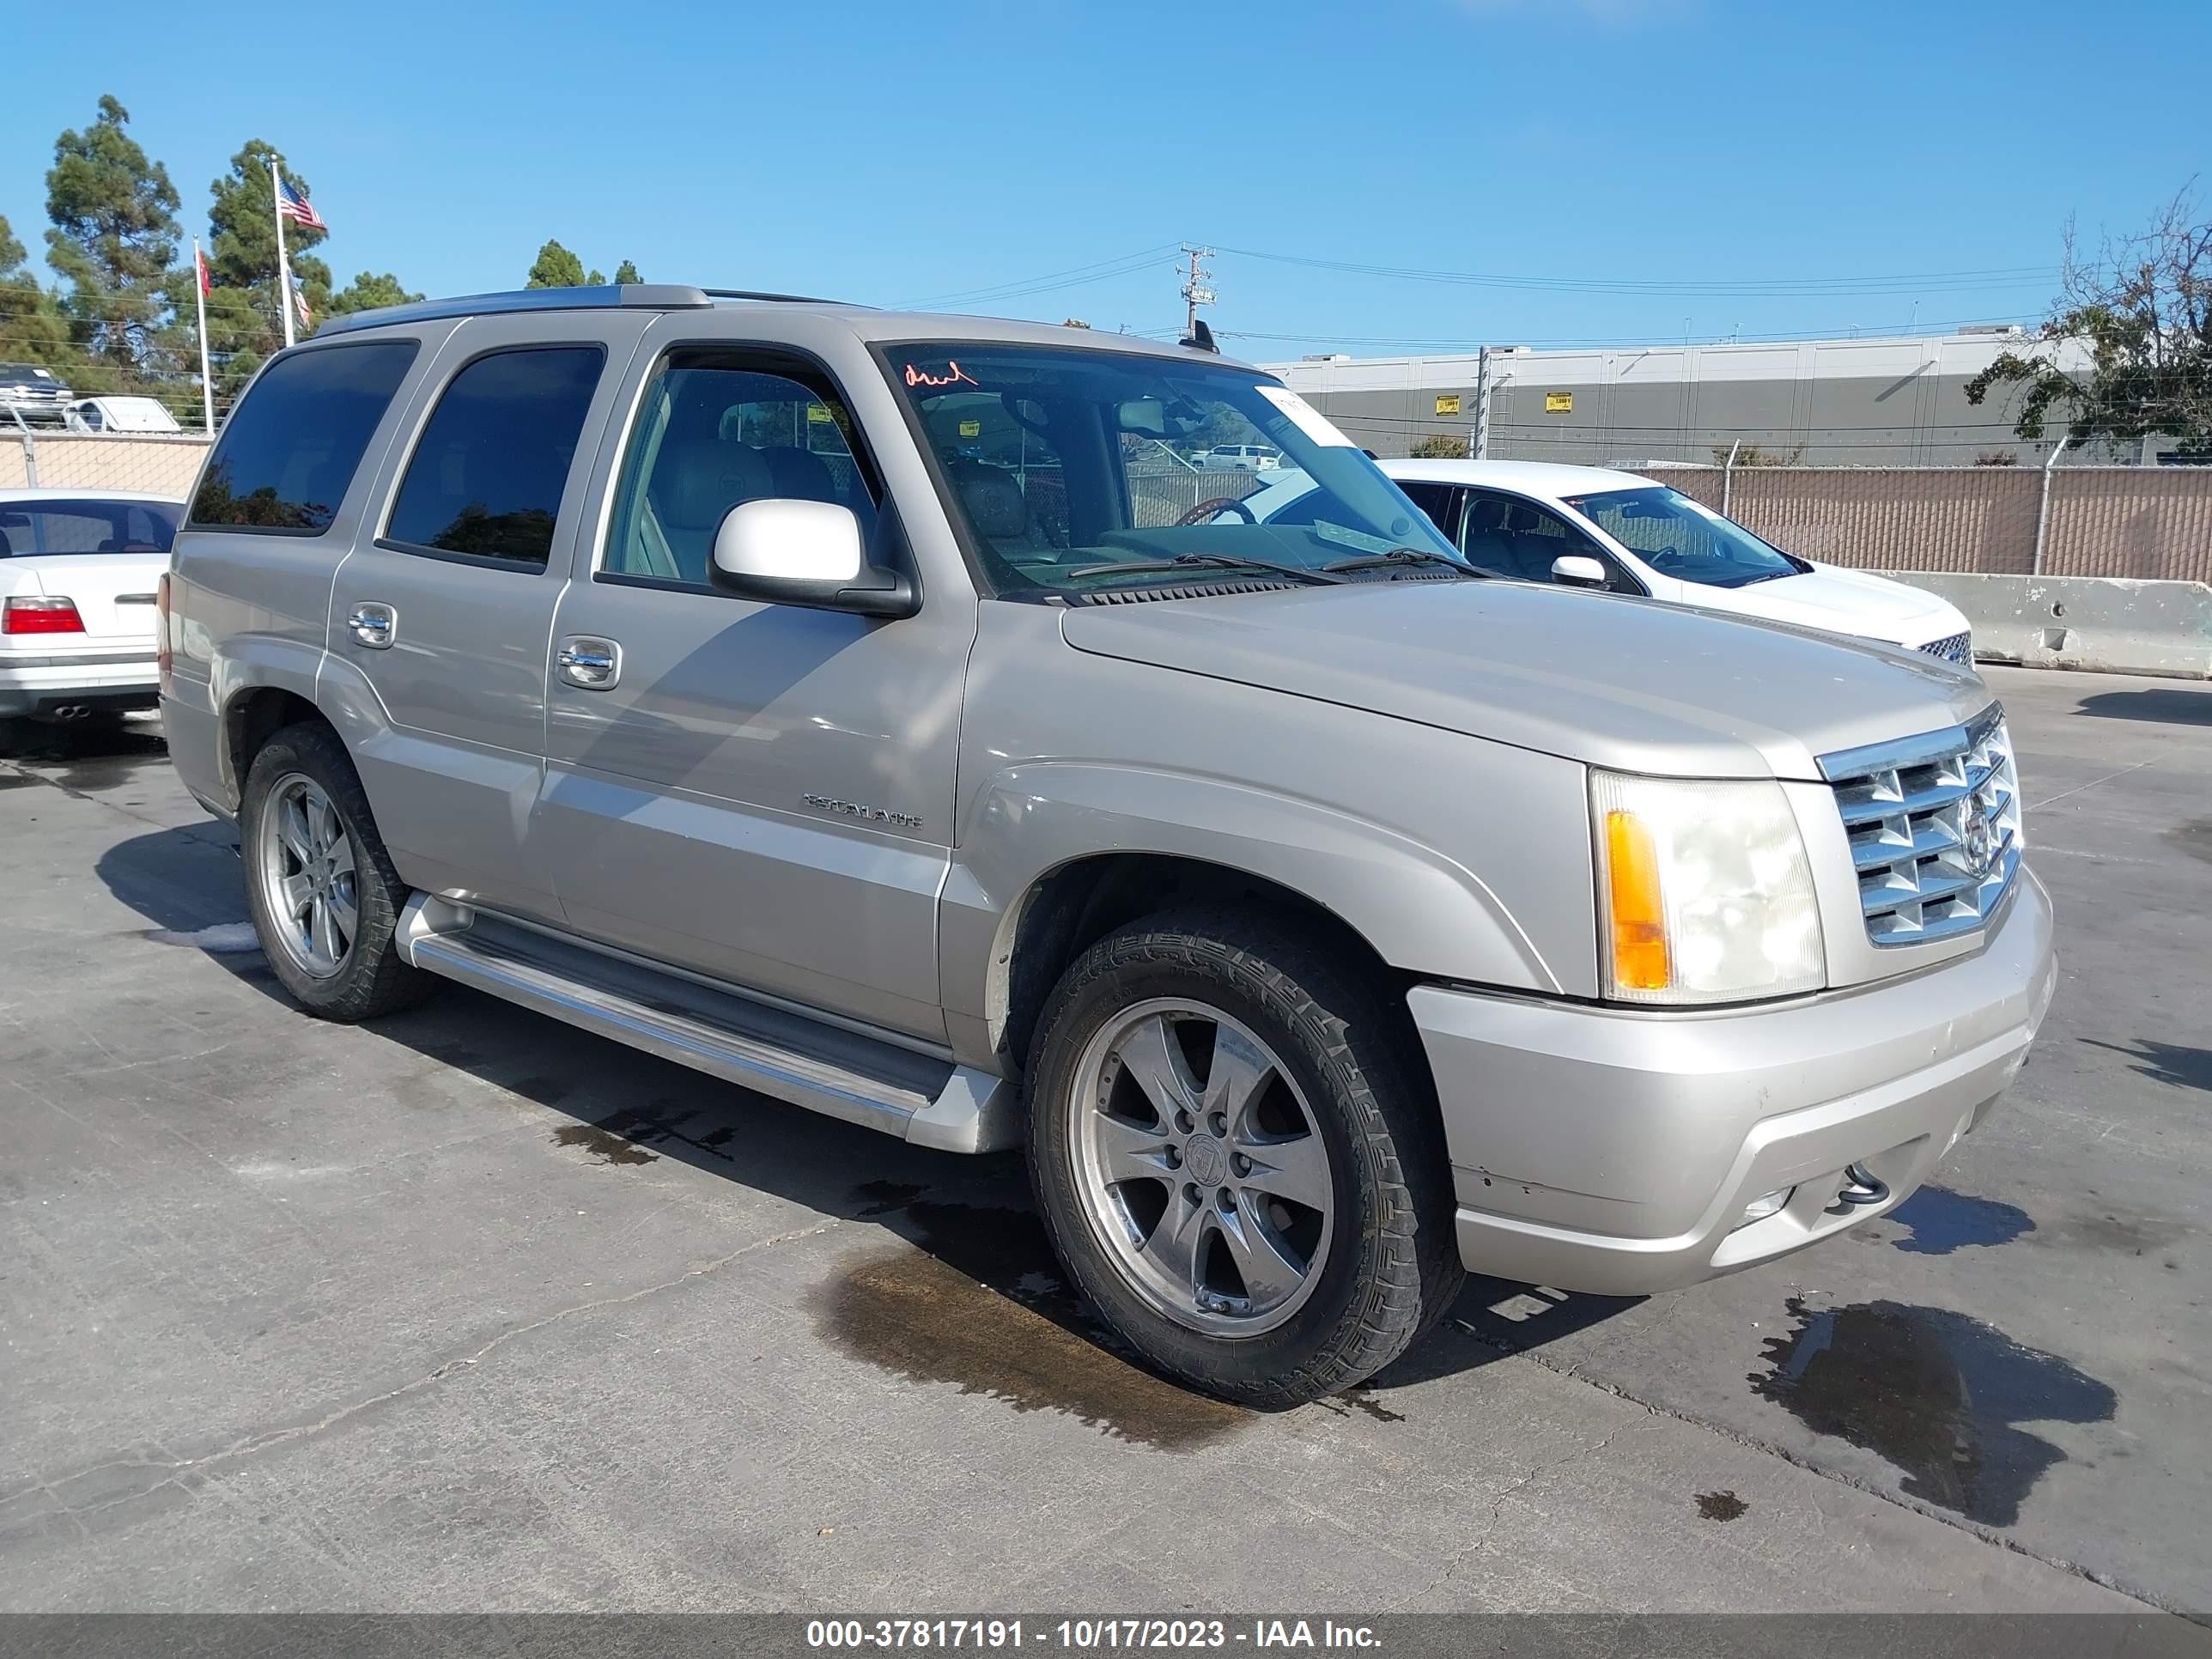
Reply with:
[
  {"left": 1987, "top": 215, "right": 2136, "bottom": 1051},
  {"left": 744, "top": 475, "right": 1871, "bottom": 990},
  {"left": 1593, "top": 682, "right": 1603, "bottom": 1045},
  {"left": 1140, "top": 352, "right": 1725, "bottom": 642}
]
[
  {"left": 326, "top": 313, "right": 644, "bottom": 921},
  {"left": 532, "top": 340, "right": 973, "bottom": 1042}
]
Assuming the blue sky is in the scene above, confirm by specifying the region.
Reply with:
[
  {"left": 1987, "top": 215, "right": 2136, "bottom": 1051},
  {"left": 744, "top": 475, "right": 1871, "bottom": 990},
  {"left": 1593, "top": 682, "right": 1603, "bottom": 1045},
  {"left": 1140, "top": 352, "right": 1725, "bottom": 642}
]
[{"left": 4, "top": 0, "right": 2205, "bottom": 357}]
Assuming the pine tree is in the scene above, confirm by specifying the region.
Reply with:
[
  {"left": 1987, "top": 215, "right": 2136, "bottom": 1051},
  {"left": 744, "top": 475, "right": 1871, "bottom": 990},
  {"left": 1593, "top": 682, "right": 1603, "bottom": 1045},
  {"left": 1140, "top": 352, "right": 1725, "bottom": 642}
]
[
  {"left": 191, "top": 141, "right": 335, "bottom": 404},
  {"left": 613, "top": 259, "right": 641, "bottom": 285},
  {"left": 43, "top": 95, "right": 183, "bottom": 381},
  {"left": 0, "top": 214, "right": 76, "bottom": 379},
  {"left": 526, "top": 240, "right": 586, "bottom": 289},
  {"left": 326, "top": 272, "right": 426, "bottom": 317}
]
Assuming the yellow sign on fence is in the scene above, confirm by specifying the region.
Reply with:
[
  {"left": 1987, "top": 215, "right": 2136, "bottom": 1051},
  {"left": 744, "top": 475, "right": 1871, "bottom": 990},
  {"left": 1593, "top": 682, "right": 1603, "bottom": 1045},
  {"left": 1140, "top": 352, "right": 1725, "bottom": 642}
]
[
  {"left": 1545, "top": 392, "right": 1574, "bottom": 414},
  {"left": 1434, "top": 394, "right": 1461, "bottom": 416}
]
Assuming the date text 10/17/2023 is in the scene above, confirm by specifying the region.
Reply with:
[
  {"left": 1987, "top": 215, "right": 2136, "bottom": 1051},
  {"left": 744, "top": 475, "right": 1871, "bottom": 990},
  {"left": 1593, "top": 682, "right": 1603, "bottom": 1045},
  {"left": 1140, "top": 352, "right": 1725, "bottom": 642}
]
[{"left": 805, "top": 1620, "right": 1382, "bottom": 1650}]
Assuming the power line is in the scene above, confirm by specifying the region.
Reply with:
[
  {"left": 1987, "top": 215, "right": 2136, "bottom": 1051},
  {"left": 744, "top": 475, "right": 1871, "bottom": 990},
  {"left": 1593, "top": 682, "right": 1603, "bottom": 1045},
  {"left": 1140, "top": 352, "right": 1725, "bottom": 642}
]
[
  {"left": 1216, "top": 245, "right": 2063, "bottom": 299},
  {"left": 1217, "top": 313, "right": 2043, "bottom": 351},
  {"left": 896, "top": 244, "right": 1181, "bottom": 310}
]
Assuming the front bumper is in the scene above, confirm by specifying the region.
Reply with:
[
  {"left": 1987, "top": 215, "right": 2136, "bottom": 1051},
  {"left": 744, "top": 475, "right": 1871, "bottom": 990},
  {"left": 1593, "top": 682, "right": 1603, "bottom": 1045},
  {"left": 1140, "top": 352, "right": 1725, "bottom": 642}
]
[
  {"left": 0, "top": 654, "right": 161, "bottom": 718},
  {"left": 1408, "top": 867, "right": 2056, "bottom": 1294}
]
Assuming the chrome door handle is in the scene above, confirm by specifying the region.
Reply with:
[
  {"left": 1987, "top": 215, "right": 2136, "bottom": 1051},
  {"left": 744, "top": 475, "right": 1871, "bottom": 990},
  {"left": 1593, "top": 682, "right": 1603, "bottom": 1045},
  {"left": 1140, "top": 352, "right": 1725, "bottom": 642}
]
[
  {"left": 348, "top": 603, "right": 397, "bottom": 649},
  {"left": 556, "top": 635, "right": 621, "bottom": 690}
]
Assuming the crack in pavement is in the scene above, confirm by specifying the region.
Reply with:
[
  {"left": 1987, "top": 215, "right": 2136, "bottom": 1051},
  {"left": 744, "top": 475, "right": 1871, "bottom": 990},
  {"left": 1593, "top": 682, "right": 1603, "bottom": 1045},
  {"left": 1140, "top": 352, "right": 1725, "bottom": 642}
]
[
  {"left": 1384, "top": 1414, "right": 1656, "bottom": 1611},
  {"left": 8, "top": 1215, "right": 846, "bottom": 1523}
]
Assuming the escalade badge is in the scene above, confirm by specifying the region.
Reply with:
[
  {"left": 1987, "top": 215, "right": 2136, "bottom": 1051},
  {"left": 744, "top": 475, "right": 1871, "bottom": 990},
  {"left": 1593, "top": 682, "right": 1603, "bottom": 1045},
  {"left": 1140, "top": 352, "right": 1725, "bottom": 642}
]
[
  {"left": 804, "top": 793, "right": 922, "bottom": 830},
  {"left": 1963, "top": 800, "right": 1996, "bottom": 877}
]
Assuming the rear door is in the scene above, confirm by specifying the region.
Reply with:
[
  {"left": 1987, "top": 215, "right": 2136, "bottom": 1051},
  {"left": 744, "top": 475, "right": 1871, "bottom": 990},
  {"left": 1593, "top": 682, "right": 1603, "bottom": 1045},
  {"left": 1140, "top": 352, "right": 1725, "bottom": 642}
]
[{"left": 324, "top": 313, "right": 647, "bottom": 922}]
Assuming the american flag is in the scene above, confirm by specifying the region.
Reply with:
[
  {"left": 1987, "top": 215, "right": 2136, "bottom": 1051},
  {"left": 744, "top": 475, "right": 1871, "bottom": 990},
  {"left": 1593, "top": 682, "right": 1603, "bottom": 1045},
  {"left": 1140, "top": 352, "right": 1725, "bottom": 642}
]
[
  {"left": 293, "top": 285, "right": 313, "bottom": 328},
  {"left": 275, "top": 175, "right": 327, "bottom": 233}
]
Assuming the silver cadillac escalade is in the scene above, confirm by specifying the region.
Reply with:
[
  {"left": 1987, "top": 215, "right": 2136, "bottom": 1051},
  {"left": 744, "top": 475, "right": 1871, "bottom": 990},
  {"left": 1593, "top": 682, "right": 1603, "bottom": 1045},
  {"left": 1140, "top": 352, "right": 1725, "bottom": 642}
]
[{"left": 159, "top": 285, "right": 2055, "bottom": 1406}]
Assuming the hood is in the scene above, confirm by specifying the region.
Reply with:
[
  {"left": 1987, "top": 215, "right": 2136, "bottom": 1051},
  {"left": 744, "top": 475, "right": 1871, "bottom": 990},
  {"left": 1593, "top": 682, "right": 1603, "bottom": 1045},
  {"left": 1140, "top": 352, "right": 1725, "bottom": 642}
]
[
  {"left": 1677, "top": 563, "right": 1964, "bottom": 647},
  {"left": 1059, "top": 580, "right": 1990, "bottom": 781}
]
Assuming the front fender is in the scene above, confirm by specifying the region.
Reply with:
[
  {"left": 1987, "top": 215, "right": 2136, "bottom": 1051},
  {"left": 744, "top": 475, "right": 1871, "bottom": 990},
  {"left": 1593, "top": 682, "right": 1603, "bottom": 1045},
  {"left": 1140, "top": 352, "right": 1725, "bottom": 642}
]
[{"left": 939, "top": 757, "right": 1577, "bottom": 1054}]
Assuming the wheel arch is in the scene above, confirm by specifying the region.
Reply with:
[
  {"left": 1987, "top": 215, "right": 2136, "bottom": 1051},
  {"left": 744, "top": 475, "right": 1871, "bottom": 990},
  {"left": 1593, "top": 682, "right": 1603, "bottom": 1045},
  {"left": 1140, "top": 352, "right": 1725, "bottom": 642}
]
[{"left": 942, "top": 763, "right": 1563, "bottom": 1075}]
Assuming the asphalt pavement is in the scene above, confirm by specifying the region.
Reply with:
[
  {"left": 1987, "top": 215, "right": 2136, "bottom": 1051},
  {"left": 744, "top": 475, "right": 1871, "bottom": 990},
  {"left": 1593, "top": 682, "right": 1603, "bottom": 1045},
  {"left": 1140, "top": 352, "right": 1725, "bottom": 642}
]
[{"left": 0, "top": 667, "right": 2205, "bottom": 1617}]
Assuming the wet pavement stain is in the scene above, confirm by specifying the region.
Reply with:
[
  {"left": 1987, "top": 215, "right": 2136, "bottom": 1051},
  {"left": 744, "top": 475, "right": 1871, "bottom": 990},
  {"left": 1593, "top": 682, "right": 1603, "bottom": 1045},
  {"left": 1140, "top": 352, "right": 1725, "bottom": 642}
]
[
  {"left": 142, "top": 921, "right": 264, "bottom": 954},
  {"left": 2168, "top": 819, "right": 2212, "bottom": 866},
  {"left": 852, "top": 1179, "right": 928, "bottom": 1217},
  {"left": 2038, "top": 1210, "right": 2192, "bottom": 1258},
  {"left": 1318, "top": 1389, "right": 1407, "bottom": 1433},
  {"left": 589, "top": 1098, "right": 739, "bottom": 1163},
  {"left": 1694, "top": 1490, "right": 1747, "bottom": 1522},
  {"left": 1887, "top": 1185, "right": 2036, "bottom": 1255},
  {"left": 551, "top": 1124, "right": 659, "bottom": 1166},
  {"left": 1751, "top": 1297, "right": 2115, "bottom": 1527},
  {"left": 811, "top": 1199, "right": 1248, "bottom": 1451}
]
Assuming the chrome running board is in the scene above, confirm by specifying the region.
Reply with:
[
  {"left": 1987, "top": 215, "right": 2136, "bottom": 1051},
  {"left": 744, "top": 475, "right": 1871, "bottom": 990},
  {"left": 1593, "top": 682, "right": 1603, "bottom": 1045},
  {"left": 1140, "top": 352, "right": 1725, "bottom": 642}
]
[{"left": 396, "top": 895, "right": 1019, "bottom": 1152}]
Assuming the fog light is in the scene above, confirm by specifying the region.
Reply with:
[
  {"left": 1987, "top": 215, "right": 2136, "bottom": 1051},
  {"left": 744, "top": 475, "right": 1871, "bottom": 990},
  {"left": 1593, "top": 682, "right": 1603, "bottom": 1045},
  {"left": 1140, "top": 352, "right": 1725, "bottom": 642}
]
[{"left": 1735, "top": 1187, "right": 1794, "bottom": 1231}]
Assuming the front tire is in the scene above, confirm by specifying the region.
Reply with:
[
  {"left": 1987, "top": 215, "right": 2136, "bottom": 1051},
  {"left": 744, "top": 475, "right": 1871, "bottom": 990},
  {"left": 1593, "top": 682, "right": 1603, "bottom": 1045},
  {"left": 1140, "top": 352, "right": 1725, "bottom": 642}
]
[
  {"left": 240, "top": 722, "right": 431, "bottom": 1021},
  {"left": 1026, "top": 910, "right": 1462, "bottom": 1407}
]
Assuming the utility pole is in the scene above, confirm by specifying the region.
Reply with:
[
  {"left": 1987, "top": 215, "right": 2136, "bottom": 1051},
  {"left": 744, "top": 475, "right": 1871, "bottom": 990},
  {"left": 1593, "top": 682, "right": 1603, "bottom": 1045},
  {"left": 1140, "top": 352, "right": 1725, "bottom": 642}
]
[
  {"left": 1179, "top": 245, "right": 1215, "bottom": 340},
  {"left": 1470, "top": 346, "right": 1492, "bottom": 459}
]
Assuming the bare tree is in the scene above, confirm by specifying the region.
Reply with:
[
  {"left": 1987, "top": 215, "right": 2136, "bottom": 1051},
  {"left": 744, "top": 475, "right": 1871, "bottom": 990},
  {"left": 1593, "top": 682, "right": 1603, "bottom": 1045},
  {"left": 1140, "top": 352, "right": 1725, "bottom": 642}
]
[{"left": 1966, "top": 185, "right": 2212, "bottom": 449}]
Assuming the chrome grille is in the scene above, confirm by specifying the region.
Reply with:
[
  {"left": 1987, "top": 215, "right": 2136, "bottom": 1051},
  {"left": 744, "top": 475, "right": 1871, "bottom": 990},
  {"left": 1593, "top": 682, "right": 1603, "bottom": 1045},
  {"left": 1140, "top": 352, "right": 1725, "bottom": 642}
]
[
  {"left": 1920, "top": 631, "right": 1973, "bottom": 666},
  {"left": 1819, "top": 705, "right": 2021, "bottom": 946}
]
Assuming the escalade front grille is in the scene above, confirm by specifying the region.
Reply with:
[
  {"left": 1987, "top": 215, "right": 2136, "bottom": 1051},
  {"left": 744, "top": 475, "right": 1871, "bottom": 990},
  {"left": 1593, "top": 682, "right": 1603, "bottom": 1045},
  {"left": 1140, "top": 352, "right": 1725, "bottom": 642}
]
[
  {"left": 1920, "top": 631, "right": 1973, "bottom": 666},
  {"left": 1818, "top": 704, "right": 2021, "bottom": 946}
]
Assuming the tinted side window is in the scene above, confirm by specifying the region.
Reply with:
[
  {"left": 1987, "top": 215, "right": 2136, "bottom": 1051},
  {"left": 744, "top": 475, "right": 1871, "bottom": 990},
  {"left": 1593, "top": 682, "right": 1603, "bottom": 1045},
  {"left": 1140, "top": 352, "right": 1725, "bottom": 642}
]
[
  {"left": 189, "top": 341, "right": 418, "bottom": 532},
  {"left": 1461, "top": 490, "right": 1595, "bottom": 582},
  {"left": 384, "top": 346, "right": 605, "bottom": 567},
  {"left": 605, "top": 362, "right": 878, "bottom": 588},
  {"left": 1394, "top": 480, "right": 1460, "bottom": 539}
]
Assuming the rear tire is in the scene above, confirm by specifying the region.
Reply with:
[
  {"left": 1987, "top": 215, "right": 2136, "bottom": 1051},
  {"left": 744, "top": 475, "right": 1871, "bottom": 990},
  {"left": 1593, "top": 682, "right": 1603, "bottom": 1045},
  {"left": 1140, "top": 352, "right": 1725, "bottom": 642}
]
[
  {"left": 240, "top": 722, "right": 432, "bottom": 1021},
  {"left": 1026, "top": 908, "right": 1462, "bottom": 1407}
]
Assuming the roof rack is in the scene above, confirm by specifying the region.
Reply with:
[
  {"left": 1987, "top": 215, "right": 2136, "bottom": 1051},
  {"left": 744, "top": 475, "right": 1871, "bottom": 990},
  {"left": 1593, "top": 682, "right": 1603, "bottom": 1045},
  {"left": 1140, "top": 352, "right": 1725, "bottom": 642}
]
[
  {"left": 700, "top": 287, "right": 866, "bottom": 307},
  {"left": 314, "top": 283, "right": 714, "bottom": 337}
]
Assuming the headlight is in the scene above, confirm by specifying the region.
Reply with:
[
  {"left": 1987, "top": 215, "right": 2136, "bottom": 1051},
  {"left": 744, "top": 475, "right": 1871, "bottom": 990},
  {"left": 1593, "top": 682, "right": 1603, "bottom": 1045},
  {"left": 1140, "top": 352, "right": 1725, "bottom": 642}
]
[{"left": 1591, "top": 770, "right": 1826, "bottom": 1006}]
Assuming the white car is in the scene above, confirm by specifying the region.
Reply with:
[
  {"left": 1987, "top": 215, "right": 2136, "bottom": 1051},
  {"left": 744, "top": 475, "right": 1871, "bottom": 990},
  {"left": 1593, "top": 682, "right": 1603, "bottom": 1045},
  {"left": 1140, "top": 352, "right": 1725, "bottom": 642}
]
[
  {"left": 1241, "top": 459, "right": 1974, "bottom": 664},
  {"left": 63, "top": 395, "right": 185, "bottom": 435},
  {"left": 1190, "top": 442, "right": 1283, "bottom": 472},
  {"left": 0, "top": 489, "right": 182, "bottom": 724}
]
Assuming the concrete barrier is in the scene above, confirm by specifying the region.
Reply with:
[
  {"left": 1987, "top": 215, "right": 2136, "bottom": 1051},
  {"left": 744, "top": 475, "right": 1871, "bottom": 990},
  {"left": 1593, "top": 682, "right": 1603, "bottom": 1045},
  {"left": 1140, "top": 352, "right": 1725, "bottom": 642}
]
[{"left": 1893, "top": 572, "right": 2212, "bottom": 680}]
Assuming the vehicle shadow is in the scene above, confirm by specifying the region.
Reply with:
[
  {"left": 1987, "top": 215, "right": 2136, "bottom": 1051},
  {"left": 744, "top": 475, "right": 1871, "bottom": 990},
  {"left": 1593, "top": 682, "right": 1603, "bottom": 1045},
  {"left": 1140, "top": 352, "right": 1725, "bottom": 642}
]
[
  {"left": 2071, "top": 687, "right": 2212, "bottom": 726},
  {"left": 95, "top": 819, "right": 1634, "bottom": 1431}
]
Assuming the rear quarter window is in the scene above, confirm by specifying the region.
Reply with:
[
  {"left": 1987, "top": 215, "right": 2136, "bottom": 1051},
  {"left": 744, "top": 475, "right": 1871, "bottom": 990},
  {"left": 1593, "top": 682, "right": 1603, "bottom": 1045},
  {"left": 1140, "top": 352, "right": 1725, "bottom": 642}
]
[{"left": 189, "top": 340, "right": 419, "bottom": 533}]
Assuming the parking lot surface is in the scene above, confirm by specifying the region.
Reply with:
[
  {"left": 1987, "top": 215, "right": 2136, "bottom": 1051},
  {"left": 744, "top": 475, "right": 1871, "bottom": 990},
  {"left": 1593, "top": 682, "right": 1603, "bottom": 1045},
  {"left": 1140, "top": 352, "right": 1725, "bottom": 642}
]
[{"left": 1, "top": 667, "right": 2206, "bottom": 1616}]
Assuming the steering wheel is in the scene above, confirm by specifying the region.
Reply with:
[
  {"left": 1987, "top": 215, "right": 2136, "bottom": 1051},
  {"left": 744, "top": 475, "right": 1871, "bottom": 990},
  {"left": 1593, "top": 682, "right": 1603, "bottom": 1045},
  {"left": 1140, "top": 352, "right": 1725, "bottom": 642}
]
[{"left": 1176, "top": 496, "right": 1258, "bottom": 527}]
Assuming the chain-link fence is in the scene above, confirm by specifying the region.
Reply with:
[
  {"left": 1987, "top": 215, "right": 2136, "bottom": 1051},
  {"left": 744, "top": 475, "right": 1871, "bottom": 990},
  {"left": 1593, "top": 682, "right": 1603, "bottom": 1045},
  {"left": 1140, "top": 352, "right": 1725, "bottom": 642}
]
[
  {"left": 9, "top": 434, "right": 2207, "bottom": 584},
  {"left": 2, "top": 431, "right": 212, "bottom": 499},
  {"left": 1653, "top": 464, "right": 2212, "bottom": 583}
]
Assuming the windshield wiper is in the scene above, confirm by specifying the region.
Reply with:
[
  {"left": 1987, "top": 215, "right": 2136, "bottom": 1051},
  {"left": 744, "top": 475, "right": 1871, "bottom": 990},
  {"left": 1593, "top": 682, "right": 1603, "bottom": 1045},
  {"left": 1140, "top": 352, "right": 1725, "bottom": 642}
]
[
  {"left": 1061, "top": 553, "right": 1347, "bottom": 586},
  {"left": 1322, "top": 547, "right": 1495, "bottom": 579}
]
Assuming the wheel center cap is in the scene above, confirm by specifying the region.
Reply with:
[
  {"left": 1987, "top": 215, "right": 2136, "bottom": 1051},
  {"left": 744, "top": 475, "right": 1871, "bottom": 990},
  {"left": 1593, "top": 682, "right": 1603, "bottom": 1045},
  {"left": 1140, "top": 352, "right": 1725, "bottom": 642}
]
[{"left": 1183, "top": 1133, "right": 1229, "bottom": 1187}]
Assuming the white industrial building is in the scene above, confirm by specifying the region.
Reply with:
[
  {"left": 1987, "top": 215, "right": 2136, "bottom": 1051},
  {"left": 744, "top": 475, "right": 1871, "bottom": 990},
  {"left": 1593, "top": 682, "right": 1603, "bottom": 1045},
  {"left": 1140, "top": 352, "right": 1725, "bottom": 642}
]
[{"left": 1261, "top": 329, "right": 2129, "bottom": 468}]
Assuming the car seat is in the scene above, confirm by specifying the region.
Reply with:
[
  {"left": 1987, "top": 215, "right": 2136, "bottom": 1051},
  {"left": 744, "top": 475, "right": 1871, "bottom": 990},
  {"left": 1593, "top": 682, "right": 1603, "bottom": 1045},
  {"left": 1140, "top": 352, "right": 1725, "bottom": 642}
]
[{"left": 652, "top": 441, "right": 775, "bottom": 585}]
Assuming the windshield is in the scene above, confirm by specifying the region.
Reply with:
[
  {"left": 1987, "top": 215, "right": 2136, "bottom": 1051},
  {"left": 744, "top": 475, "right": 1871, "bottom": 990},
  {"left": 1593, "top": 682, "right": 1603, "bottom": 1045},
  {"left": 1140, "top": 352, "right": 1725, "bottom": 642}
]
[
  {"left": 883, "top": 343, "right": 1459, "bottom": 596},
  {"left": 1565, "top": 485, "right": 1799, "bottom": 588},
  {"left": 0, "top": 498, "right": 178, "bottom": 556}
]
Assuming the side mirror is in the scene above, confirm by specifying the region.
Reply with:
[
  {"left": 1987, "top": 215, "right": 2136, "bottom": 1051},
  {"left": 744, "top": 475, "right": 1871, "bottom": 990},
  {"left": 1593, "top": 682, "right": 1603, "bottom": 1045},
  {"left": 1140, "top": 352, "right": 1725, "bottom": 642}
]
[
  {"left": 709, "top": 499, "right": 917, "bottom": 618},
  {"left": 1552, "top": 553, "right": 1610, "bottom": 589}
]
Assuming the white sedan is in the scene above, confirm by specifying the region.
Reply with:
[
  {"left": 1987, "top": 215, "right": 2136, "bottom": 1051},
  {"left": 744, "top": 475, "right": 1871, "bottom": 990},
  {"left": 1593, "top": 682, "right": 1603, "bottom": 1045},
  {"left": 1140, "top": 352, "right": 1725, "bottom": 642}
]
[
  {"left": 0, "top": 489, "right": 182, "bottom": 725},
  {"left": 1240, "top": 458, "right": 1974, "bottom": 665}
]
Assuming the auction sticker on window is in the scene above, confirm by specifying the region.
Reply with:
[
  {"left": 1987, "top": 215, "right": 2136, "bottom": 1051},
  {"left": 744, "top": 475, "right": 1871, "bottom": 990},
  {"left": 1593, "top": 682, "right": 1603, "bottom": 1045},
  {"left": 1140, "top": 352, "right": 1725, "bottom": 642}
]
[{"left": 1255, "top": 385, "right": 1356, "bottom": 447}]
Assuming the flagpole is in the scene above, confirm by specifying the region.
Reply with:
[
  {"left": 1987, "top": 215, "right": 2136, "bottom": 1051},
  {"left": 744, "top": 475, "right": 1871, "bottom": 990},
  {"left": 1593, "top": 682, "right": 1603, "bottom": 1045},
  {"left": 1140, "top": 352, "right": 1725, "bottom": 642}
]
[
  {"left": 270, "top": 155, "right": 295, "bottom": 349},
  {"left": 193, "top": 238, "right": 215, "bottom": 433}
]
